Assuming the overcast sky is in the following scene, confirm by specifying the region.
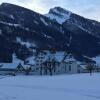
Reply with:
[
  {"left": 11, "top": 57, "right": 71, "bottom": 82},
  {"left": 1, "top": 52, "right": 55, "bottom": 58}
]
[{"left": 0, "top": 0, "right": 100, "bottom": 21}]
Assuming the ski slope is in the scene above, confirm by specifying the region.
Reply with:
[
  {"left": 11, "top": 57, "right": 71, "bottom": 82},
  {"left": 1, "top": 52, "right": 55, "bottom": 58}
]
[{"left": 0, "top": 73, "right": 100, "bottom": 100}]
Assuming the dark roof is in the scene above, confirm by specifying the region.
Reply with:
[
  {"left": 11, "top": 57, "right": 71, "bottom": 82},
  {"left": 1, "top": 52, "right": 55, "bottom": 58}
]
[{"left": 0, "top": 68, "right": 16, "bottom": 71}]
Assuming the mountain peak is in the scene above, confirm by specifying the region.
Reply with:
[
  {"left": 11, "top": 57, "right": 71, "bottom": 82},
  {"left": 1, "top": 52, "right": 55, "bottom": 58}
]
[
  {"left": 0, "top": 2, "right": 17, "bottom": 7},
  {"left": 49, "top": 7, "right": 71, "bottom": 14},
  {"left": 0, "top": 2, "right": 31, "bottom": 12},
  {"left": 1, "top": 2, "right": 9, "bottom": 6},
  {"left": 45, "top": 7, "right": 72, "bottom": 24}
]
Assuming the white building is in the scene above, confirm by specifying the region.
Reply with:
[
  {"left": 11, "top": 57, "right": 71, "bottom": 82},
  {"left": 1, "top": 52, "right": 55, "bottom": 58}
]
[
  {"left": 35, "top": 50, "right": 80, "bottom": 75},
  {"left": 0, "top": 54, "right": 34, "bottom": 75},
  {"left": 0, "top": 51, "right": 81, "bottom": 76},
  {"left": 41, "top": 51, "right": 62, "bottom": 75},
  {"left": 57, "top": 53, "right": 79, "bottom": 74}
]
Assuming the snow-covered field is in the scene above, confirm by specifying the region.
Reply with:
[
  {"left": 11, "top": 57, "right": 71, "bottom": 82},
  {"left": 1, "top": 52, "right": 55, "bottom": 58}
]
[{"left": 0, "top": 73, "right": 100, "bottom": 100}]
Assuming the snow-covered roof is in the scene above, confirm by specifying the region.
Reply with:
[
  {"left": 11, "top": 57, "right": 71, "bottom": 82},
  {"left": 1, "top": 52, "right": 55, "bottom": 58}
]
[
  {"left": 92, "top": 56, "right": 100, "bottom": 65},
  {"left": 64, "top": 54, "right": 76, "bottom": 63},
  {"left": 41, "top": 51, "right": 64, "bottom": 63},
  {"left": 0, "top": 63, "right": 19, "bottom": 69},
  {"left": 25, "top": 56, "right": 36, "bottom": 65},
  {"left": 79, "top": 64, "right": 87, "bottom": 69},
  {"left": 55, "top": 52, "right": 64, "bottom": 62},
  {"left": 0, "top": 54, "right": 37, "bottom": 69},
  {"left": 0, "top": 54, "right": 23, "bottom": 69}
]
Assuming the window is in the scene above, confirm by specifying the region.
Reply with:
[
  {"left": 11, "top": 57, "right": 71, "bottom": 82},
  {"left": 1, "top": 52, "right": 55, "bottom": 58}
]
[
  {"left": 36, "top": 64, "right": 39, "bottom": 66},
  {"left": 69, "top": 61, "right": 73, "bottom": 64},
  {"left": 69, "top": 65, "right": 71, "bottom": 71},
  {"left": 39, "top": 57, "right": 41, "bottom": 59},
  {"left": 36, "top": 60, "right": 39, "bottom": 62},
  {"left": 40, "top": 60, "right": 43, "bottom": 62},
  {"left": 39, "top": 57, "right": 43, "bottom": 59}
]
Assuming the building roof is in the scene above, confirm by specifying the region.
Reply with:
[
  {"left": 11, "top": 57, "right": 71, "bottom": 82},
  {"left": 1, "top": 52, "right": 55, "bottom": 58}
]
[
  {"left": 79, "top": 64, "right": 87, "bottom": 70},
  {"left": 0, "top": 54, "right": 23, "bottom": 69},
  {"left": 64, "top": 53, "right": 76, "bottom": 63},
  {"left": 54, "top": 52, "right": 65, "bottom": 62},
  {"left": 0, "top": 63, "right": 19, "bottom": 69},
  {"left": 25, "top": 56, "right": 36, "bottom": 65},
  {"left": 42, "top": 51, "right": 64, "bottom": 63}
]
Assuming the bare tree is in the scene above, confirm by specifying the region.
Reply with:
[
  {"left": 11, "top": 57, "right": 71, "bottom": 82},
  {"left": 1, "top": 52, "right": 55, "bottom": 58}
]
[
  {"left": 86, "top": 63, "right": 94, "bottom": 75},
  {"left": 25, "top": 67, "right": 32, "bottom": 75}
]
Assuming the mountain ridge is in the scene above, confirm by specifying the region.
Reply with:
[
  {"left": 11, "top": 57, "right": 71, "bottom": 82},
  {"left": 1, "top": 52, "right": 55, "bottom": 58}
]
[{"left": 0, "top": 3, "right": 100, "bottom": 63}]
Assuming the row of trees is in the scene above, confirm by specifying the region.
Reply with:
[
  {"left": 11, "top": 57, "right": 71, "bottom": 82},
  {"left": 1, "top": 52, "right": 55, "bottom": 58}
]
[
  {"left": 86, "top": 63, "right": 100, "bottom": 75},
  {"left": 40, "top": 58, "right": 57, "bottom": 76}
]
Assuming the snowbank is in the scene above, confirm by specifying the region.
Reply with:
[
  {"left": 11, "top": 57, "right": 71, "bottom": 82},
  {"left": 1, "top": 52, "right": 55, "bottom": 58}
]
[{"left": 0, "top": 73, "right": 100, "bottom": 100}]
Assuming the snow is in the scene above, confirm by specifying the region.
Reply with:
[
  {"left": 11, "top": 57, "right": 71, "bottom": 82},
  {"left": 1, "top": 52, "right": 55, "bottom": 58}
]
[
  {"left": 0, "top": 54, "right": 23, "bottom": 69},
  {"left": 10, "top": 15, "right": 15, "bottom": 19},
  {"left": 45, "top": 8, "right": 71, "bottom": 24},
  {"left": 0, "top": 21, "right": 33, "bottom": 33},
  {"left": 16, "top": 37, "right": 36, "bottom": 48},
  {"left": 67, "top": 35, "right": 72, "bottom": 47},
  {"left": 55, "top": 52, "right": 64, "bottom": 62},
  {"left": 0, "top": 21, "right": 21, "bottom": 27},
  {"left": 92, "top": 22, "right": 96, "bottom": 26},
  {"left": 41, "top": 33, "right": 53, "bottom": 39},
  {"left": 0, "top": 30, "right": 2, "bottom": 35},
  {"left": 34, "top": 20, "right": 39, "bottom": 25},
  {"left": 71, "top": 21, "right": 91, "bottom": 34},
  {"left": 24, "top": 27, "right": 30, "bottom": 31},
  {"left": 25, "top": 56, "right": 35, "bottom": 65},
  {"left": 0, "top": 53, "right": 36, "bottom": 70},
  {"left": 44, "top": 34, "right": 52, "bottom": 38},
  {"left": 79, "top": 64, "right": 87, "bottom": 69},
  {"left": 40, "top": 17, "right": 48, "bottom": 26},
  {"left": 0, "top": 63, "right": 18, "bottom": 69},
  {"left": 0, "top": 11, "right": 14, "bottom": 20},
  {"left": 93, "top": 56, "right": 100, "bottom": 65},
  {"left": 64, "top": 53, "right": 76, "bottom": 62},
  {"left": 41, "top": 51, "right": 64, "bottom": 63},
  {"left": 0, "top": 73, "right": 100, "bottom": 100}
]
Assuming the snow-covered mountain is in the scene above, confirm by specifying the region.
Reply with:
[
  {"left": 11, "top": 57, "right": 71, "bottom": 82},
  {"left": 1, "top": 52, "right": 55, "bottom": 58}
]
[
  {"left": 0, "top": 3, "right": 100, "bottom": 63},
  {"left": 45, "top": 7, "right": 72, "bottom": 24},
  {"left": 46, "top": 7, "right": 100, "bottom": 38},
  {"left": 46, "top": 6, "right": 100, "bottom": 59}
]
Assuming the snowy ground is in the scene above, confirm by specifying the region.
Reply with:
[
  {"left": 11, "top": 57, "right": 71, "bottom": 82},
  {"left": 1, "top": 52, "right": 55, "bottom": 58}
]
[{"left": 0, "top": 73, "right": 100, "bottom": 100}]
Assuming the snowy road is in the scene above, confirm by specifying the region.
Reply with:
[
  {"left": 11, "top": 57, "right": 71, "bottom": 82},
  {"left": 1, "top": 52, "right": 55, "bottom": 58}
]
[{"left": 0, "top": 74, "right": 100, "bottom": 100}]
